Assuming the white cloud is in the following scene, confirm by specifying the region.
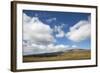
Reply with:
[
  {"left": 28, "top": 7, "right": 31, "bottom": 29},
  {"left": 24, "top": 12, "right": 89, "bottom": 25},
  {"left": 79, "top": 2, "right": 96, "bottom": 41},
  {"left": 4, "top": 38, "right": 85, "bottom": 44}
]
[
  {"left": 47, "top": 44, "right": 69, "bottom": 52},
  {"left": 23, "top": 13, "right": 54, "bottom": 45},
  {"left": 23, "top": 13, "right": 31, "bottom": 24},
  {"left": 46, "top": 18, "right": 56, "bottom": 23},
  {"left": 23, "top": 43, "right": 70, "bottom": 55},
  {"left": 72, "top": 45, "right": 77, "bottom": 48},
  {"left": 54, "top": 24, "right": 65, "bottom": 38},
  {"left": 23, "top": 44, "right": 46, "bottom": 55},
  {"left": 56, "top": 31, "right": 65, "bottom": 38},
  {"left": 66, "top": 20, "right": 91, "bottom": 42}
]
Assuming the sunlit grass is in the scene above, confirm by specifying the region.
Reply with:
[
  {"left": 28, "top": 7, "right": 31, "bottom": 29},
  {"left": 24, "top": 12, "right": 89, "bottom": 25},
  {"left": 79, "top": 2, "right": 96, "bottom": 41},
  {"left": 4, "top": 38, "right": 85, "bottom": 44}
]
[{"left": 23, "top": 50, "right": 91, "bottom": 62}]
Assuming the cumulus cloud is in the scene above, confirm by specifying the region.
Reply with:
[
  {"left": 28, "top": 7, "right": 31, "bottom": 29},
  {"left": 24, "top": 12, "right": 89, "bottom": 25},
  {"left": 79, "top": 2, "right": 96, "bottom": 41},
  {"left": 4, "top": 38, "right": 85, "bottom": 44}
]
[
  {"left": 23, "top": 13, "right": 31, "bottom": 24},
  {"left": 47, "top": 44, "right": 69, "bottom": 52},
  {"left": 23, "top": 13, "right": 54, "bottom": 45},
  {"left": 23, "top": 43, "right": 69, "bottom": 55},
  {"left": 56, "top": 31, "right": 65, "bottom": 38},
  {"left": 66, "top": 19, "right": 91, "bottom": 42},
  {"left": 54, "top": 24, "right": 65, "bottom": 38},
  {"left": 23, "top": 43, "right": 47, "bottom": 55},
  {"left": 46, "top": 18, "right": 57, "bottom": 23},
  {"left": 72, "top": 45, "right": 77, "bottom": 48}
]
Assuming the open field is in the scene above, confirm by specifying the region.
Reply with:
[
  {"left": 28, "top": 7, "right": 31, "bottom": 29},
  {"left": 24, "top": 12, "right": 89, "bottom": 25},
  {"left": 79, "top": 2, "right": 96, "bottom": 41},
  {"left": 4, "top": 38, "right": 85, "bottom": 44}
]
[{"left": 23, "top": 50, "right": 91, "bottom": 62}]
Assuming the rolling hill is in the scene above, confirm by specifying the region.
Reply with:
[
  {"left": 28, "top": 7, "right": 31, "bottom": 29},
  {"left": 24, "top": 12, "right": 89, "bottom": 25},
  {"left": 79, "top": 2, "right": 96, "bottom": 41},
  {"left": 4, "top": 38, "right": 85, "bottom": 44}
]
[{"left": 23, "top": 49, "right": 91, "bottom": 62}]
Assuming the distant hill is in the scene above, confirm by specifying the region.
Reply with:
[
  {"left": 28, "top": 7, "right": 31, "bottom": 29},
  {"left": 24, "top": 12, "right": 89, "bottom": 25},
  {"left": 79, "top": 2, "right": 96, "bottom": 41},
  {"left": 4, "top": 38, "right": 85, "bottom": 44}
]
[
  {"left": 23, "top": 48, "right": 91, "bottom": 62},
  {"left": 24, "top": 48, "right": 90, "bottom": 57},
  {"left": 24, "top": 51, "right": 64, "bottom": 57},
  {"left": 66, "top": 49, "right": 90, "bottom": 52}
]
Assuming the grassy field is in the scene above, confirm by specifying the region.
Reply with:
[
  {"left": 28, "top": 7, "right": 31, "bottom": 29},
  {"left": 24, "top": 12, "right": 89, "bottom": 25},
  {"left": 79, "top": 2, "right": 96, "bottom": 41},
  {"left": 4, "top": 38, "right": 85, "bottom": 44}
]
[{"left": 23, "top": 50, "right": 91, "bottom": 62}]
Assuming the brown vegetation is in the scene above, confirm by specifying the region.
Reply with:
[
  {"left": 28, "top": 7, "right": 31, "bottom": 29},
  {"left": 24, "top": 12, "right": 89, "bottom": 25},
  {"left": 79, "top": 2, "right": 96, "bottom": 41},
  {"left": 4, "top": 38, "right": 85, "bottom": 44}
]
[{"left": 23, "top": 50, "right": 91, "bottom": 62}]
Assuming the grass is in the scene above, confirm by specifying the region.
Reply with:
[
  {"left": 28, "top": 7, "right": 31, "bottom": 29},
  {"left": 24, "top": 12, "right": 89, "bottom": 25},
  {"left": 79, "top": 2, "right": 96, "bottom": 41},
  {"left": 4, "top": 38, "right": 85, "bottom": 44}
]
[{"left": 23, "top": 50, "right": 91, "bottom": 62}]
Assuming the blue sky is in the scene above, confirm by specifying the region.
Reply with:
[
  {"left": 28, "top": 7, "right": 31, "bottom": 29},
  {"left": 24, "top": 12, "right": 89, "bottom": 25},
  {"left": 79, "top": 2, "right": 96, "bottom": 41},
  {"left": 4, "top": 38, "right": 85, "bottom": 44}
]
[{"left": 23, "top": 10, "right": 91, "bottom": 54}]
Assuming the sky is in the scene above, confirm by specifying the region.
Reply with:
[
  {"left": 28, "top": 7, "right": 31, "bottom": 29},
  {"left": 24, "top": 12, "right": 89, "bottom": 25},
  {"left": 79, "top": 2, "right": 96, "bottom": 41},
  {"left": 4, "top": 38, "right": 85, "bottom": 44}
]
[{"left": 22, "top": 10, "right": 91, "bottom": 55}]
